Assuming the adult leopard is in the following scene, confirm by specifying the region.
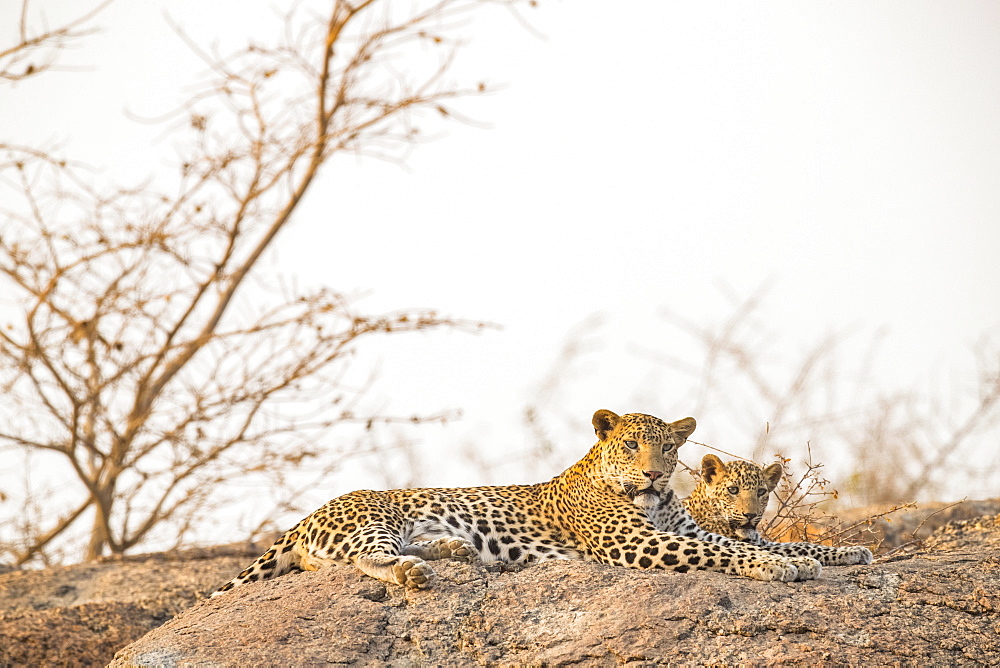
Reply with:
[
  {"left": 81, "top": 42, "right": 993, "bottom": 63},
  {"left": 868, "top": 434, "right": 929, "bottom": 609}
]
[
  {"left": 680, "top": 454, "right": 872, "bottom": 566},
  {"left": 213, "top": 411, "right": 821, "bottom": 595}
]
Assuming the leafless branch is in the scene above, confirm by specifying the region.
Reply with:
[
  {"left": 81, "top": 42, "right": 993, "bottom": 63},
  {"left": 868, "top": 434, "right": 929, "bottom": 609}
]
[
  {"left": 0, "top": 0, "right": 115, "bottom": 82},
  {"left": 1, "top": 0, "right": 531, "bottom": 564}
]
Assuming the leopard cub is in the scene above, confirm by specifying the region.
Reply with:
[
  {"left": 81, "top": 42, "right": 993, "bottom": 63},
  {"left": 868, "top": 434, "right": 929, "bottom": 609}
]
[{"left": 683, "top": 454, "right": 872, "bottom": 566}]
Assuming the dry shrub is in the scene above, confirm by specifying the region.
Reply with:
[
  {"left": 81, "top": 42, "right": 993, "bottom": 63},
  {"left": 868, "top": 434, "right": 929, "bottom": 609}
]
[
  {"left": 760, "top": 450, "right": 914, "bottom": 553},
  {"left": 680, "top": 439, "right": 915, "bottom": 555}
]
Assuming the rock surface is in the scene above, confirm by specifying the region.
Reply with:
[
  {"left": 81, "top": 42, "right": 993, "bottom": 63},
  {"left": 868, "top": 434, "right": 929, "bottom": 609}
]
[
  {"left": 0, "top": 544, "right": 260, "bottom": 667},
  {"left": 3, "top": 503, "right": 998, "bottom": 666},
  {"left": 110, "top": 514, "right": 1000, "bottom": 667}
]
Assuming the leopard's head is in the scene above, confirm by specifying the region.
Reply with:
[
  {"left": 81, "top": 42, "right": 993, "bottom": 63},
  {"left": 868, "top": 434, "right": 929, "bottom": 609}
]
[
  {"left": 696, "top": 454, "right": 783, "bottom": 540},
  {"left": 590, "top": 409, "right": 696, "bottom": 510}
]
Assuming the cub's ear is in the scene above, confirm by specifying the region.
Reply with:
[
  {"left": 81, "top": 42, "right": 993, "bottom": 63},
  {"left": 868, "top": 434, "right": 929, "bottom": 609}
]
[
  {"left": 762, "top": 462, "right": 784, "bottom": 492},
  {"left": 701, "top": 453, "right": 726, "bottom": 485},
  {"left": 670, "top": 417, "right": 697, "bottom": 443},
  {"left": 592, "top": 410, "right": 621, "bottom": 441}
]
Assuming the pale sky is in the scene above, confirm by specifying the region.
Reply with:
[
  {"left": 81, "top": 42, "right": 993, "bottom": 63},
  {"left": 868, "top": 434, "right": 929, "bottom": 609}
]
[{"left": 2, "top": 1, "right": 999, "bottom": 537}]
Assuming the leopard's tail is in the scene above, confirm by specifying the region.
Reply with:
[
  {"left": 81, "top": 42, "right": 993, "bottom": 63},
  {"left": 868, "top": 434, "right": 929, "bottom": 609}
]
[{"left": 210, "top": 526, "right": 305, "bottom": 597}]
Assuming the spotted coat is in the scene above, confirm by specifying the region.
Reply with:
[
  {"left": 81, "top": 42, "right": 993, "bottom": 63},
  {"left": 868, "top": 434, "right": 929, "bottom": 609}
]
[{"left": 212, "top": 410, "right": 822, "bottom": 595}]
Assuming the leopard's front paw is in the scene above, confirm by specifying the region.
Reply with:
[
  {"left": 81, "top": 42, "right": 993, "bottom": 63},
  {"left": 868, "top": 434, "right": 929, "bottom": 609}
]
[
  {"left": 744, "top": 555, "right": 821, "bottom": 582},
  {"left": 788, "top": 556, "right": 822, "bottom": 580},
  {"left": 436, "top": 537, "right": 477, "bottom": 560},
  {"left": 394, "top": 556, "right": 435, "bottom": 589},
  {"left": 402, "top": 537, "right": 478, "bottom": 561},
  {"left": 746, "top": 559, "right": 799, "bottom": 582},
  {"left": 839, "top": 545, "right": 873, "bottom": 565}
]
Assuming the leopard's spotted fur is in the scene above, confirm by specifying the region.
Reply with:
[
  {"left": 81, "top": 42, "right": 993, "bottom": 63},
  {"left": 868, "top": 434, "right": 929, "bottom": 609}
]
[{"left": 213, "top": 411, "right": 822, "bottom": 595}]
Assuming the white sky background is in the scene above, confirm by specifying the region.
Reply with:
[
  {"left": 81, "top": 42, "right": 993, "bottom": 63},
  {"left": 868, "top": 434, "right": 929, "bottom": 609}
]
[{"left": 2, "top": 0, "right": 999, "bottom": 541}]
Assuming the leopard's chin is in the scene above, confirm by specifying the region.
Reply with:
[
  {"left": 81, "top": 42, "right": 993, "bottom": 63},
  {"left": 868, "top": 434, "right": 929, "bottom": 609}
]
[
  {"left": 625, "top": 484, "right": 659, "bottom": 500},
  {"left": 629, "top": 486, "right": 661, "bottom": 511}
]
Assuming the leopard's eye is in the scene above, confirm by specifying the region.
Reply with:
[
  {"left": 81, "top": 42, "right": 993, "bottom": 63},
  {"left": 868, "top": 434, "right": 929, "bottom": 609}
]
[
  {"left": 757, "top": 488, "right": 768, "bottom": 497},
  {"left": 727, "top": 485, "right": 739, "bottom": 495},
  {"left": 624, "top": 440, "right": 639, "bottom": 451}
]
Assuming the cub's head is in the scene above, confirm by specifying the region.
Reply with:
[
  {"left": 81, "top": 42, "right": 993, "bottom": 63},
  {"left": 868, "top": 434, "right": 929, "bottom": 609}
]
[
  {"left": 695, "top": 454, "right": 783, "bottom": 539},
  {"left": 591, "top": 409, "right": 696, "bottom": 510}
]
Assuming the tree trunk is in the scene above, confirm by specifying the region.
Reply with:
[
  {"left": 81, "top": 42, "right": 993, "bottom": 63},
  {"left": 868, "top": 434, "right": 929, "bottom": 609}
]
[
  {"left": 84, "top": 485, "right": 114, "bottom": 561},
  {"left": 85, "top": 512, "right": 106, "bottom": 561}
]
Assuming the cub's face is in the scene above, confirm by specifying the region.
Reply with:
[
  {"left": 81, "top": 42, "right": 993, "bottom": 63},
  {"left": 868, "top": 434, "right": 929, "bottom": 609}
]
[{"left": 700, "top": 454, "right": 782, "bottom": 539}]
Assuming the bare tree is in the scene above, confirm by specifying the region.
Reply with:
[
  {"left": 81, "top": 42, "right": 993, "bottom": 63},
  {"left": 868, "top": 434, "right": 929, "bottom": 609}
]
[
  {"left": 0, "top": 0, "right": 530, "bottom": 565},
  {"left": 0, "top": 0, "right": 115, "bottom": 82}
]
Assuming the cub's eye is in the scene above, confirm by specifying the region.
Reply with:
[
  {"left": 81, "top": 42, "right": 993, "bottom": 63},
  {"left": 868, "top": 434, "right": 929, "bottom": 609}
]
[
  {"left": 624, "top": 440, "right": 639, "bottom": 451},
  {"left": 757, "top": 488, "right": 768, "bottom": 497},
  {"left": 727, "top": 485, "right": 739, "bottom": 495}
]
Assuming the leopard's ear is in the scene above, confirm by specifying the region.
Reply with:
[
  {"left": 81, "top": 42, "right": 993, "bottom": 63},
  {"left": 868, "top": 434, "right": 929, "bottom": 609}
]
[
  {"left": 592, "top": 410, "right": 621, "bottom": 441},
  {"left": 670, "top": 417, "right": 697, "bottom": 443},
  {"left": 762, "top": 462, "right": 783, "bottom": 492},
  {"left": 701, "top": 454, "right": 727, "bottom": 485}
]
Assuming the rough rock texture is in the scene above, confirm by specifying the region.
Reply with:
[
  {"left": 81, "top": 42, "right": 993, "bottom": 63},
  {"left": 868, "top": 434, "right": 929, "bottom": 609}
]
[
  {"left": 110, "top": 515, "right": 1000, "bottom": 667},
  {"left": 3, "top": 503, "right": 998, "bottom": 666},
  {"left": 0, "top": 544, "right": 260, "bottom": 667}
]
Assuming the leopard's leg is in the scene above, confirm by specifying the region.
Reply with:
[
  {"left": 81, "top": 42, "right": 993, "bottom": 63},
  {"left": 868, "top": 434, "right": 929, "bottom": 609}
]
[
  {"left": 650, "top": 510, "right": 822, "bottom": 581},
  {"left": 716, "top": 539, "right": 823, "bottom": 582},
  {"left": 717, "top": 542, "right": 822, "bottom": 582},
  {"left": 589, "top": 527, "right": 821, "bottom": 582},
  {"left": 298, "top": 522, "right": 437, "bottom": 589},
  {"left": 342, "top": 523, "right": 435, "bottom": 589},
  {"left": 401, "top": 536, "right": 477, "bottom": 561},
  {"left": 753, "top": 540, "right": 873, "bottom": 566},
  {"left": 295, "top": 493, "right": 438, "bottom": 589},
  {"left": 228, "top": 490, "right": 439, "bottom": 590}
]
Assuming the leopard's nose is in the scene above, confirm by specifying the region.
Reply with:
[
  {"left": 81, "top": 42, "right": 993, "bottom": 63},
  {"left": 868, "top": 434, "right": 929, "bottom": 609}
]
[{"left": 645, "top": 470, "right": 664, "bottom": 481}]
